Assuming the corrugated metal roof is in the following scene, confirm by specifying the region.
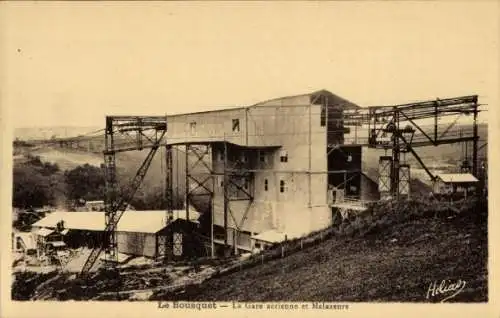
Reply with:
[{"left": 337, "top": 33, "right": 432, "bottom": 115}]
[
  {"left": 32, "top": 207, "right": 201, "bottom": 234},
  {"left": 436, "top": 173, "right": 478, "bottom": 183}
]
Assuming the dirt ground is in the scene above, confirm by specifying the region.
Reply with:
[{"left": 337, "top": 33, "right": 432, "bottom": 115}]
[{"left": 160, "top": 198, "right": 487, "bottom": 302}]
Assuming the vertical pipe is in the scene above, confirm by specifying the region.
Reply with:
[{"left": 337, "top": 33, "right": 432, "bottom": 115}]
[
  {"left": 325, "top": 96, "right": 329, "bottom": 195},
  {"left": 472, "top": 101, "right": 479, "bottom": 178},
  {"left": 165, "top": 144, "right": 173, "bottom": 262},
  {"left": 223, "top": 138, "right": 229, "bottom": 249},
  {"left": 354, "top": 125, "right": 358, "bottom": 144},
  {"left": 344, "top": 172, "right": 347, "bottom": 200},
  {"left": 233, "top": 230, "right": 237, "bottom": 255},
  {"left": 185, "top": 145, "right": 189, "bottom": 222},
  {"left": 368, "top": 110, "right": 371, "bottom": 145},
  {"left": 392, "top": 109, "right": 400, "bottom": 199},
  {"left": 325, "top": 95, "right": 329, "bottom": 141},
  {"left": 245, "top": 108, "right": 249, "bottom": 146},
  {"left": 308, "top": 99, "right": 313, "bottom": 208},
  {"left": 176, "top": 146, "right": 180, "bottom": 210},
  {"left": 211, "top": 170, "right": 215, "bottom": 258},
  {"left": 434, "top": 100, "right": 438, "bottom": 143}
]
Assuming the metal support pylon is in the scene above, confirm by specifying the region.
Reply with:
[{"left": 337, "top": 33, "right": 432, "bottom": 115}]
[
  {"left": 184, "top": 143, "right": 215, "bottom": 257},
  {"left": 162, "top": 145, "right": 174, "bottom": 262}
]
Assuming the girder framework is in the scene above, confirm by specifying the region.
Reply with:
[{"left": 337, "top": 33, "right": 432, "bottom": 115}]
[
  {"left": 335, "top": 95, "right": 482, "bottom": 198},
  {"left": 81, "top": 116, "right": 168, "bottom": 278},
  {"left": 184, "top": 142, "right": 254, "bottom": 256}
]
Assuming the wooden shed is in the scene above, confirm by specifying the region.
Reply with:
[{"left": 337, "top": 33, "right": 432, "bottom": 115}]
[
  {"left": 31, "top": 208, "right": 202, "bottom": 259},
  {"left": 433, "top": 173, "right": 479, "bottom": 197}
]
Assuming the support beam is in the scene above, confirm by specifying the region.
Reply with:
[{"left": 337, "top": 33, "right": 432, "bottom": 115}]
[
  {"left": 164, "top": 145, "right": 174, "bottom": 262},
  {"left": 434, "top": 99, "right": 439, "bottom": 143},
  {"left": 185, "top": 145, "right": 190, "bottom": 222},
  {"left": 472, "top": 102, "right": 479, "bottom": 177},
  {"left": 392, "top": 110, "right": 400, "bottom": 198},
  {"left": 223, "top": 141, "right": 229, "bottom": 249}
]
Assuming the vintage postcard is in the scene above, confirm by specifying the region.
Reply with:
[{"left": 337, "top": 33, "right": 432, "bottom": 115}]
[{"left": 1, "top": 1, "right": 498, "bottom": 318}]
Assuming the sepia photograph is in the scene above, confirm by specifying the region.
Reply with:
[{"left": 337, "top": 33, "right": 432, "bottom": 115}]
[{"left": 1, "top": 1, "right": 498, "bottom": 316}]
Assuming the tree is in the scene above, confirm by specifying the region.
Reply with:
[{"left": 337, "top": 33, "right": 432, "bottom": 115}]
[
  {"left": 64, "top": 164, "right": 105, "bottom": 202},
  {"left": 13, "top": 165, "right": 55, "bottom": 208}
]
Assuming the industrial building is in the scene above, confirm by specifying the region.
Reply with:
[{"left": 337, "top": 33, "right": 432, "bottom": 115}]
[
  {"left": 166, "top": 90, "right": 381, "bottom": 252},
  {"left": 27, "top": 89, "right": 481, "bottom": 273},
  {"left": 31, "top": 208, "right": 201, "bottom": 260}
]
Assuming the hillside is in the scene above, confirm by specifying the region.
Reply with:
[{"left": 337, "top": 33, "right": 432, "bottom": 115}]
[
  {"left": 158, "top": 198, "right": 487, "bottom": 302},
  {"left": 13, "top": 197, "right": 487, "bottom": 301}
]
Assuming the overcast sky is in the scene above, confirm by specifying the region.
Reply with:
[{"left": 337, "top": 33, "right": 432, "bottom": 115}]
[{"left": 2, "top": 1, "right": 498, "bottom": 129}]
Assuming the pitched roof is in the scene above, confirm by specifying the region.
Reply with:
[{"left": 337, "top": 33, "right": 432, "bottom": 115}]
[
  {"left": 166, "top": 89, "right": 361, "bottom": 118},
  {"left": 436, "top": 173, "right": 478, "bottom": 183},
  {"left": 32, "top": 207, "right": 201, "bottom": 234},
  {"left": 251, "top": 89, "right": 361, "bottom": 110}
]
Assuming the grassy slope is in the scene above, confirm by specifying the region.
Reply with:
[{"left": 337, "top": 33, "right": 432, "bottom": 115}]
[{"left": 168, "top": 199, "right": 487, "bottom": 302}]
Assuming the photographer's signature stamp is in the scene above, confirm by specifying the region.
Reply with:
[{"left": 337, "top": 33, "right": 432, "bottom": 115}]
[{"left": 426, "top": 279, "right": 467, "bottom": 302}]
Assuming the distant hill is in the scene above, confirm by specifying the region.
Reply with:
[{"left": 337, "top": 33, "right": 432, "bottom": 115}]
[{"left": 14, "top": 126, "right": 101, "bottom": 141}]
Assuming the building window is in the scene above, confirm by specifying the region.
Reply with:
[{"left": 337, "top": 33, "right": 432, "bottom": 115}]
[
  {"left": 232, "top": 119, "right": 240, "bottom": 132},
  {"left": 280, "top": 150, "right": 288, "bottom": 163},
  {"left": 280, "top": 180, "right": 286, "bottom": 193},
  {"left": 264, "top": 179, "right": 268, "bottom": 191},
  {"left": 189, "top": 121, "right": 196, "bottom": 134},
  {"left": 259, "top": 151, "right": 266, "bottom": 163}
]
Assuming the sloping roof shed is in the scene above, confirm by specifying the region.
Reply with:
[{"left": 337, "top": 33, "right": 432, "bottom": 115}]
[
  {"left": 32, "top": 208, "right": 201, "bottom": 234},
  {"left": 436, "top": 173, "right": 478, "bottom": 183}
]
